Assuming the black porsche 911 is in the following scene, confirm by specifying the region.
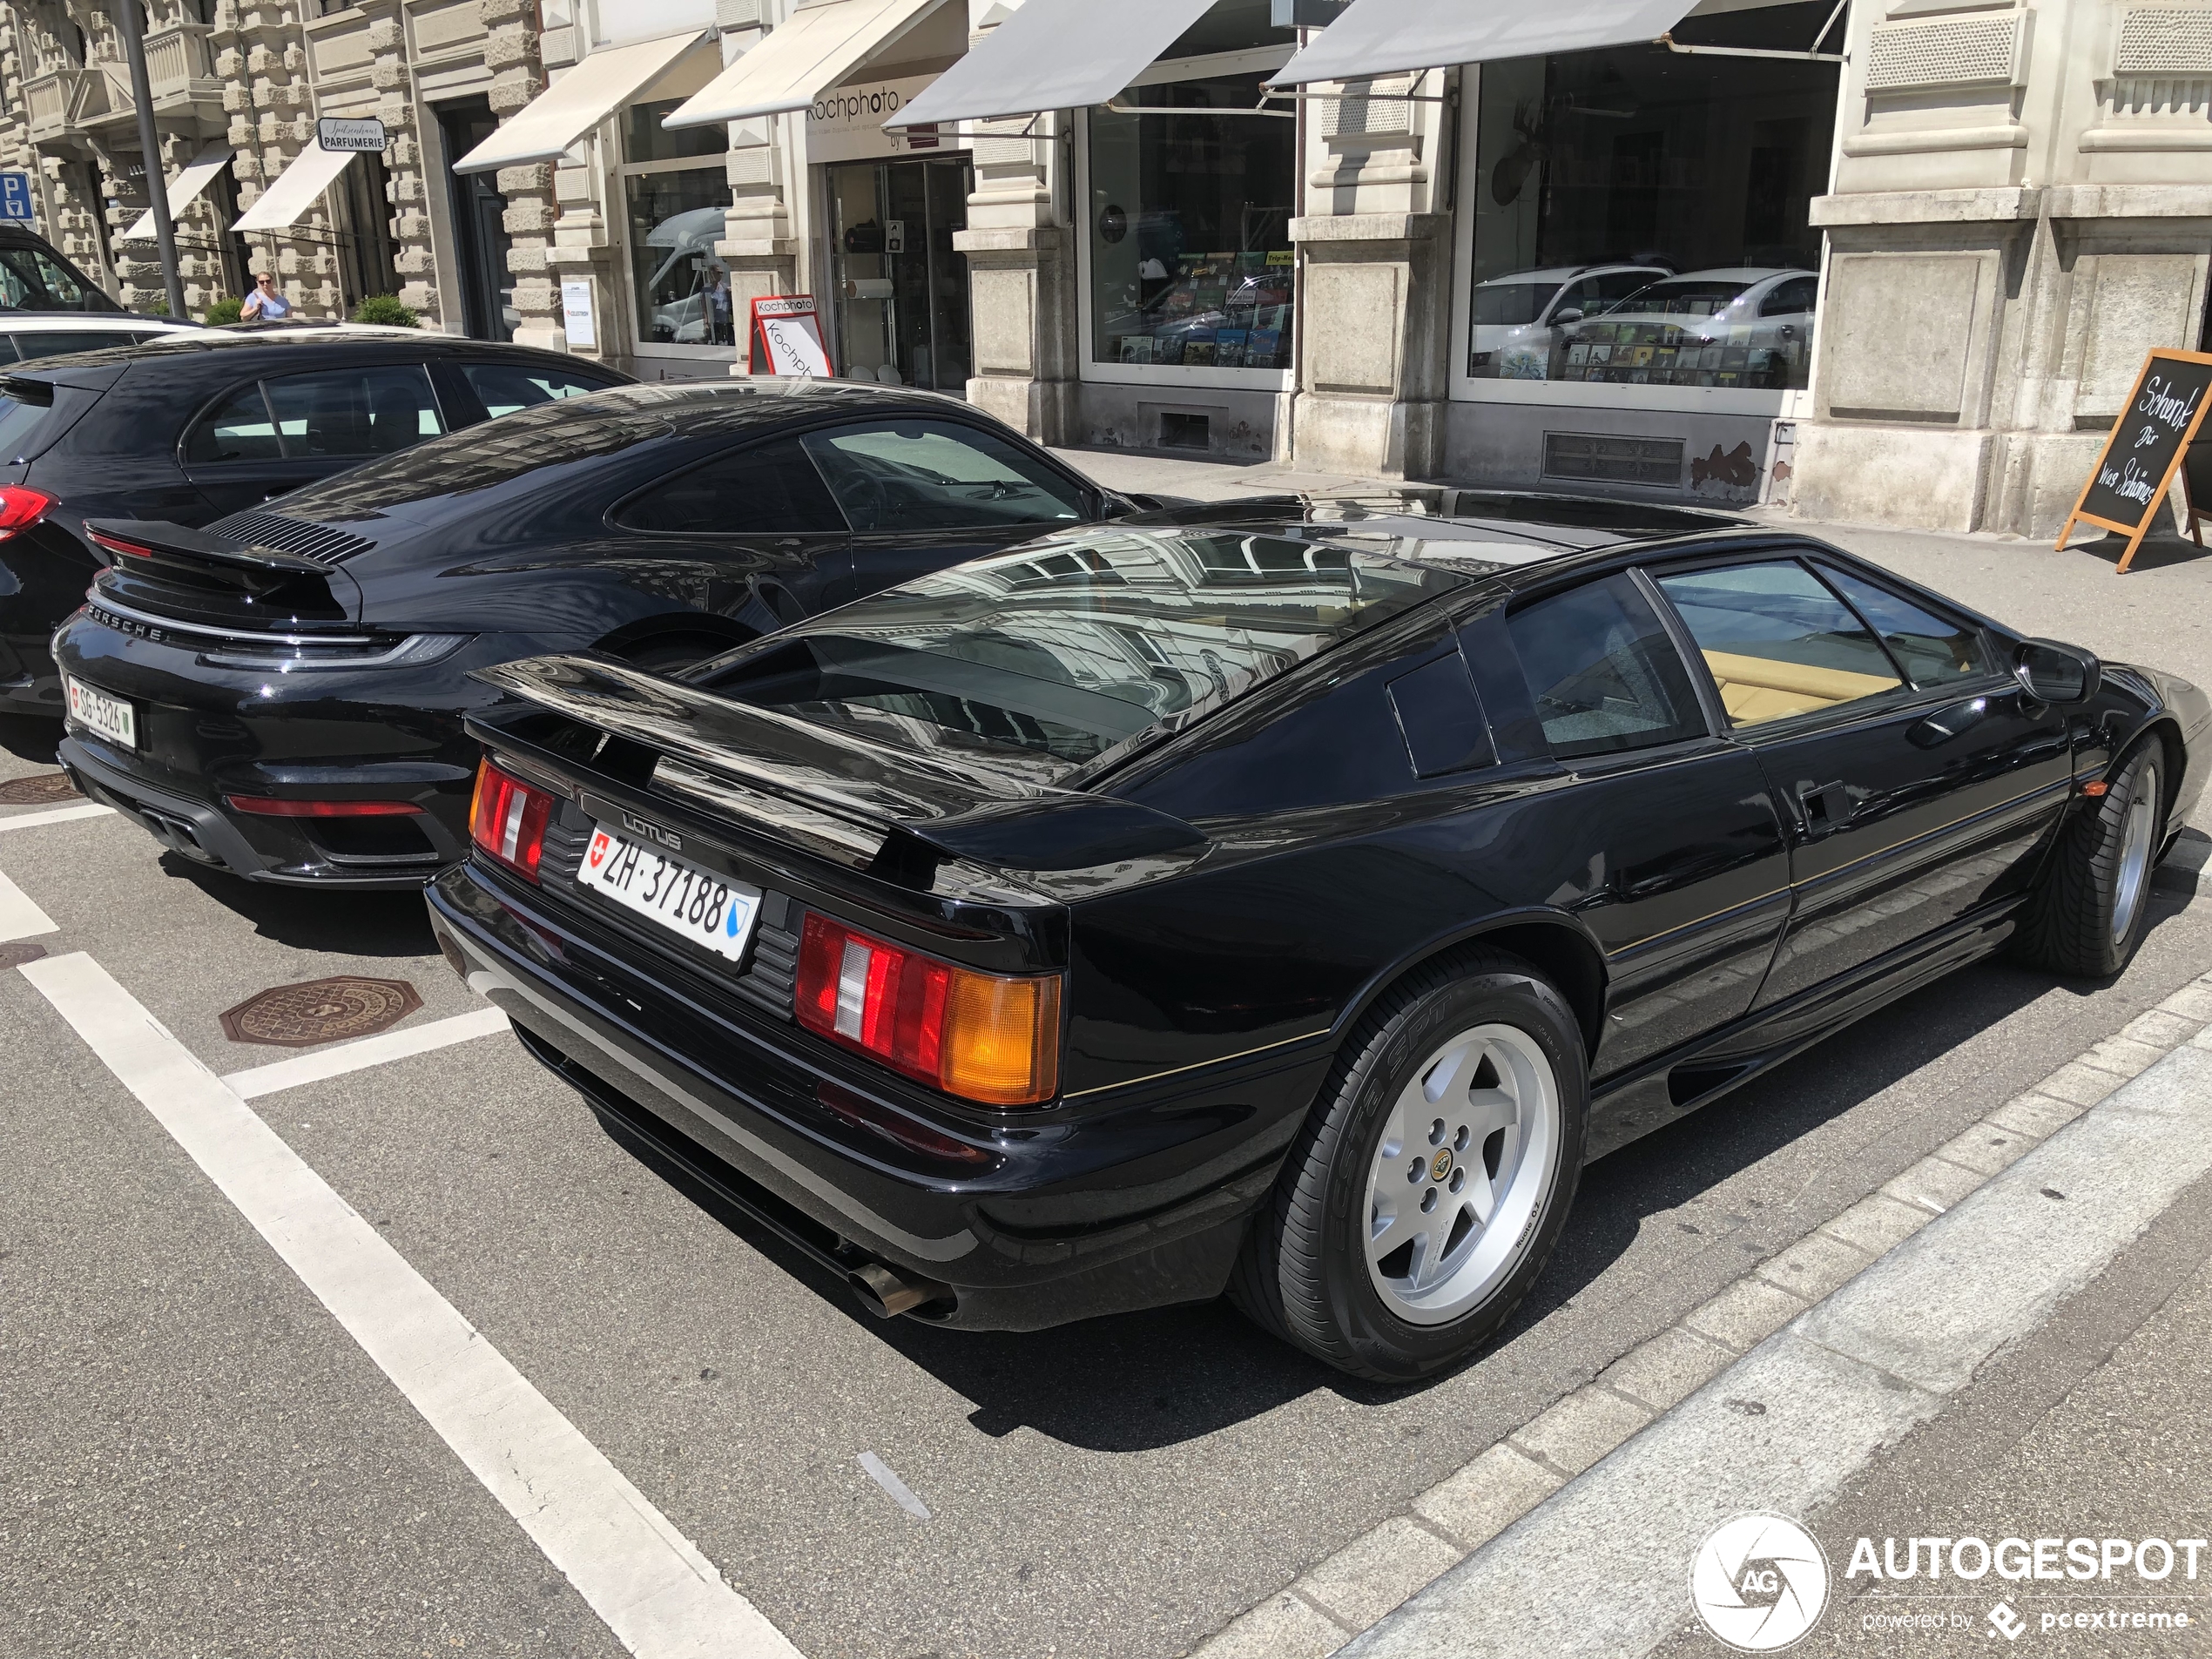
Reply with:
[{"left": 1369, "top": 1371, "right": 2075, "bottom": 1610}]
[
  {"left": 424, "top": 502, "right": 2209, "bottom": 1379},
  {"left": 50, "top": 379, "right": 1136, "bottom": 887}
]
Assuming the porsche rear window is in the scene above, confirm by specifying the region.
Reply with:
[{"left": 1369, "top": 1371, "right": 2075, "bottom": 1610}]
[{"left": 700, "top": 529, "right": 1467, "bottom": 779}]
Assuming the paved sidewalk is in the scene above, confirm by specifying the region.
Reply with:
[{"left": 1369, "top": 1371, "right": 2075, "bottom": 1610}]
[{"left": 1051, "top": 446, "right": 2212, "bottom": 695}]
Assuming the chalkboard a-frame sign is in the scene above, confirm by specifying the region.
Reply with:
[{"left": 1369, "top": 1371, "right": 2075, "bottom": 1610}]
[{"left": 2059, "top": 348, "right": 2212, "bottom": 573}]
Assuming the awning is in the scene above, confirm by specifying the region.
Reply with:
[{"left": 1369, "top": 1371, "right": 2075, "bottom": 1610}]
[
  {"left": 452, "top": 30, "right": 709, "bottom": 172},
  {"left": 232, "top": 140, "right": 359, "bottom": 233},
  {"left": 1271, "top": 0, "right": 1696, "bottom": 84},
  {"left": 884, "top": 0, "right": 1213, "bottom": 128},
  {"left": 122, "top": 144, "right": 234, "bottom": 241},
  {"left": 663, "top": 0, "right": 952, "bottom": 129}
]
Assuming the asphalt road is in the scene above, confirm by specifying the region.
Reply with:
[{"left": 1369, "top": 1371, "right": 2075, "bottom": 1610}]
[{"left": 6, "top": 704, "right": 2212, "bottom": 1659}]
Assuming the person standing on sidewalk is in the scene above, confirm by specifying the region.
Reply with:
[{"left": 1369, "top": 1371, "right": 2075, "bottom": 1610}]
[{"left": 239, "top": 273, "right": 293, "bottom": 321}]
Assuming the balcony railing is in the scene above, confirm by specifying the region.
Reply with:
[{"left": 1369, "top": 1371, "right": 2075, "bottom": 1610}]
[{"left": 23, "top": 68, "right": 109, "bottom": 142}]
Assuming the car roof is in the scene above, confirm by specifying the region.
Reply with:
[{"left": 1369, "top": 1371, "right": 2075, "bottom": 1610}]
[
  {"left": 0, "top": 314, "right": 191, "bottom": 331},
  {"left": 1116, "top": 488, "right": 1752, "bottom": 574},
  {"left": 2, "top": 325, "right": 630, "bottom": 384}
]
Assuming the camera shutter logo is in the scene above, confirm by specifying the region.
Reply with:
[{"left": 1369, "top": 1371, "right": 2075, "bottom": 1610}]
[{"left": 1690, "top": 1513, "right": 1831, "bottom": 1651}]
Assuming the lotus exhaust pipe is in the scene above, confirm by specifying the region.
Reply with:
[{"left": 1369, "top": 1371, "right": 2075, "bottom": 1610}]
[{"left": 848, "top": 1260, "right": 951, "bottom": 1318}]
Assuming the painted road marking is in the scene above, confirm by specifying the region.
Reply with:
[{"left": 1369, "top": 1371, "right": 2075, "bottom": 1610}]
[
  {"left": 223, "top": 1006, "right": 511, "bottom": 1099},
  {"left": 0, "top": 803, "right": 111, "bottom": 833},
  {"left": 1346, "top": 1037, "right": 2212, "bottom": 1659},
  {"left": 858, "top": 1453, "right": 932, "bottom": 1521},
  {"left": 0, "top": 871, "right": 57, "bottom": 941},
  {"left": 23, "top": 953, "right": 803, "bottom": 1659}
]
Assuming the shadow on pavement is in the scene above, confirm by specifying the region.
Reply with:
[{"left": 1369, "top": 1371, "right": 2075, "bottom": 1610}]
[
  {"left": 0, "top": 712, "right": 61, "bottom": 766},
  {"left": 156, "top": 850, "right": 438, "bottom": 957},
  {"left": 2067, "top": 528, "right": 2209, "bottom": 573}
]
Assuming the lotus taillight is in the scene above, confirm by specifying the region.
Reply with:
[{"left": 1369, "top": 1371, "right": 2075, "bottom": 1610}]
[
  {"left": 0, "top": 484, "right": 55, "bottom": 541},
  {"left": 796, "top": 914, "right": 1061, "bottom": 1107},
  {"left": 469, "top": 759, "right": 555, "bottom": 880}
]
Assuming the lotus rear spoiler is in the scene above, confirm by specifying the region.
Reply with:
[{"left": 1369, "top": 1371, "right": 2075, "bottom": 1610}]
[{"left": 469, "top": 654, "right": 1207, "bottom": 881}]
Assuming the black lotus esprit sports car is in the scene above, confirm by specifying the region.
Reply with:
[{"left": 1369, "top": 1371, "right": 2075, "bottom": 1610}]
[
  {"left": 51, "top": 379, "right": 1138, "bottom": 888},
  {"left": 425, "top": 503, "right": 2209, "bottom": 1379}
]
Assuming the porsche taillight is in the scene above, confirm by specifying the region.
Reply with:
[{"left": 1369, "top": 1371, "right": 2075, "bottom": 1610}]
[
  {"left": 469, "top": 759, "right": 554, "bottom": 880},
  {"left": 796, "top": 913, "right": 1061, "bottom": 1107}
]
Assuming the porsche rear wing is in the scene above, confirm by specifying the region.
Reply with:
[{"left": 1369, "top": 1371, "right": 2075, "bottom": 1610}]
[
  {"left": 467, "top": 654, "right": 1206, "bottom": 894},
  {"left": 84, "top": 517, "right": 354, "bottom": 623}
]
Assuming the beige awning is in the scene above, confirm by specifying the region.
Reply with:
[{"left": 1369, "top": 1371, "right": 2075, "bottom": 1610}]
[
  {"left": 123, "top": 145, "right": 235, "bottom": 241},
  {"left": 884, "top": 0, "right": 1212, "bottom": 128},
  {"left": 1271, "top": 0, "right": 1699, "bottom": 83},
  {"left": 663, "top": 0, "right": 954, "bottom": 128},
  {"left": 232, "top": 140, "right": 359, "bottom": 233},
  {"left": 452, "top": 30, "right": 711, "bottom": 172}
]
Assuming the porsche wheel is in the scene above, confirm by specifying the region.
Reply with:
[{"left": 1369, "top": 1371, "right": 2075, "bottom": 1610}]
[{"left": 1231, "top": 948, "right": 1587, "bottom": 1381}]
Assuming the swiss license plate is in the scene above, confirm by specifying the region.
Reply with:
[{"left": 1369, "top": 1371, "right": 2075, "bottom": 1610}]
[
  {"left": 64, "top": 675, "right": 135, "bottom": 749},
  {"left": 577, "top": 825, "right": 760, "bottom": 963}
]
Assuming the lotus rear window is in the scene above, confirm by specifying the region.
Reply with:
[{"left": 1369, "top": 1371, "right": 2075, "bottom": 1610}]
[{"left": 698, "top": 529, "right": 1467, "bottom": 780}]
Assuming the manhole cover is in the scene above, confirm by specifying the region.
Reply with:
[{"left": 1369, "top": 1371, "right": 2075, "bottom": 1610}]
[
  {"left": 0, "top": 941, "right": 46, "bottom": 968},
  {"left": 219, "top": 976, "right": 423, "bottom": 1048},
  {"left": 0, "top": 772, "right": 78, "bottom": 805}
]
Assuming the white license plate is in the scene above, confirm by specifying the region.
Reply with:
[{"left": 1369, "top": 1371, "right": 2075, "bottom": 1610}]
[
  {"left": 577, "top": 826, "right": 760, "bottom": 963},
  {"left": 64, "top": 675, "right": 135, "bottom": 749}
]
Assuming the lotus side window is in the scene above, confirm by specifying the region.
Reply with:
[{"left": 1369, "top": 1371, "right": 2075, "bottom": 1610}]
[
  {"left": 1507, "top": 573, "right": 1705, "bottom": 759},
  {"left": 1656, "top": 561, "right": 1906, "bottom": 729},
  {"left": 1817, "top": 565, "right": 1988, "bottom": 689}
]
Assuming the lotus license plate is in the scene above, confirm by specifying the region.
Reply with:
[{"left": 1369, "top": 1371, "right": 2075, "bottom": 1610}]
[
  {"left": 577, "top": 825, "right": 760, "bottom": 963},
  {"left": 64, "top": 675, "right": 135, "bottom": 749}
]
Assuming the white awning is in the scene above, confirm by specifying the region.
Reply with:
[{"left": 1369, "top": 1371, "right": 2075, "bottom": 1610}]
[
  {"left": 663, "top": 0, "right": 952, "bottom": 128},
  {"left": 122, "top": 145, "right": 235, "bottom": 242},
  {"left": 1271, "top": 0, "right": 1697, "bottom": 83},
  {"left": 232, "top": 140, "right": 359, "bottom": 233},
  {"left": 452, "top": 30, "right": 710, "bottom": 172},
  {"left": 884, "top": 0, "right": 1214, "bottom": 128}
]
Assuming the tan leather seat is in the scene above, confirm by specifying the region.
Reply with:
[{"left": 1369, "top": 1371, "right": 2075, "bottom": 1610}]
[{"left": 1702, "top": 649, "right": 1898, "bottom": 725}]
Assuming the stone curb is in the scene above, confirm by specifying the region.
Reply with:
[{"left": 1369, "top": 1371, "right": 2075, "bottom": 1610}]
[{"left": 1180, "top": 967, "right": 2212, "bottom": 1659}]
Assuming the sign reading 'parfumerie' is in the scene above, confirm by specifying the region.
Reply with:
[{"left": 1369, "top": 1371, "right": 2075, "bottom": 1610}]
[
  {"left": 315, "top": 117, "right": 388, "bottom": 153},
  {"left": 2060, "top": 349, "right": 2212, "bottom": 572}
]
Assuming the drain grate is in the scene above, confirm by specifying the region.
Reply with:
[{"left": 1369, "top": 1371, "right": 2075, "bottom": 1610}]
[
  {"left": 0, "top": 941, "right": 46, "bottom": 968},
  {"left": 220, "top": 976, "right": 424, "bottom": 1047},
  {"left": 0, "top": 772, "right": 78, "bottom": 805}
]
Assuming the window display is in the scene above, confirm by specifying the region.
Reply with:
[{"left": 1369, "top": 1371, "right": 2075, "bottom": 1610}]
[
  {"left": 1086, "top": 72, "right": 1296, "bottom": 373},
  {"left": 619, "top": 98, "right": 734, "bottom": 348},
  {"left": 1467, "top": 0, "right": 1838, "bottom": 392}
]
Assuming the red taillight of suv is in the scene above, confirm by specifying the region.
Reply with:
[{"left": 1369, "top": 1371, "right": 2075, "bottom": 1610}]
[
  {"left": 0, "top": 484, "right": 56, "bottom": 541},
  {"left": 469, "top": 759, "right": 555, "bottom": 880},
  {"left": 796, "top": 913, "right": 1062, "bottom": 1107}
]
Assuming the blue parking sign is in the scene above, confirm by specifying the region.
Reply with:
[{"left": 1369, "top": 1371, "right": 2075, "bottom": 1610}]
[{"left": 0, "top": 173, "right": 33, "bottom": 222}]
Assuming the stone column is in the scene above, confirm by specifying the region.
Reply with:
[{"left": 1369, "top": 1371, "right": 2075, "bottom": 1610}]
[
  {"left": 713, "top": 0, "right": 795, "bottom": 376},
  {"left": 482, "top": 0, "right": 562, "bottom": 350},
  {"left": 1287, "top": 75, "right": 1450, "bottom": 478},
  {"left": 955, "top": 111, "right": 1073, "bottom": 442}
]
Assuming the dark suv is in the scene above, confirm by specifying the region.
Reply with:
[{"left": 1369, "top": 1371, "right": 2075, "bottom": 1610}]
[{"left": 0, "top": 330, "right": 629, "bottom": 715}]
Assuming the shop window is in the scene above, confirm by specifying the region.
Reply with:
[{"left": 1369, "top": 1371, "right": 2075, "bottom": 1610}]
[
  {"left": 1467, "top": 0, "right": 1838, "bottom": 392},
  {"left": 620, "top": 98, "right": 733, "bottom": 349},
  {"left": 335, "top": 151, "right": 399, "bottom": 311},
  {"left": 1087, "top": 71, "right": 1297, "bottom": 372}
]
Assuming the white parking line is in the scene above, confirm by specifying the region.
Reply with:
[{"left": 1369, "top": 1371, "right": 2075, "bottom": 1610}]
[
  {"left": 858, "top": 1453, "right": 933, "bottom": 1521},
  {"left": 23, "top": 952, "right": 803, "bottom": 1659},
  {"left": 0, "top": 803, "right": 112, "bottom": 833},
  {"left": 0, "top": 871, "right": 57, "bottom": 941},
  {"left": 222, "top": 1006, "right": 511, "bottom": 1099}
]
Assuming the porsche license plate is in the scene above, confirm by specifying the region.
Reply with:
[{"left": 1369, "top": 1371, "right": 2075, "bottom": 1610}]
[
  {"left": 64, "top": 675, "right": 136, "bottom": 749},
  {"left": 577, "top": 826, "right": 760, "bottom": 963}
]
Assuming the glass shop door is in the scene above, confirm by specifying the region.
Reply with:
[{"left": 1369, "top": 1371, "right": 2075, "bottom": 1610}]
[{"left": 826, "top": 154, "right": 974, "bottom": 391}]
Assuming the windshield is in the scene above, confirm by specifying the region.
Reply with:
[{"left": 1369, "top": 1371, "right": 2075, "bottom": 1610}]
[
  {"left": 1613, "top": 278, "right": 1753, "bottom": 317},
  {"left": 703, "top": 529, "right": 1467, "bottom": 781},
  {"left": 1470, "top": 282, "right": 1554, "bottom": 327},
  {"left": 0, "top": 242, "right": 122, "bottom": 313}
]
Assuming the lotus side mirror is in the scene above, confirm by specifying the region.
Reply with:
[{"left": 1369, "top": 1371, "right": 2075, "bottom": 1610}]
[{"left": 2014, "top": 638, "right": 2101, "bottom": 706}]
